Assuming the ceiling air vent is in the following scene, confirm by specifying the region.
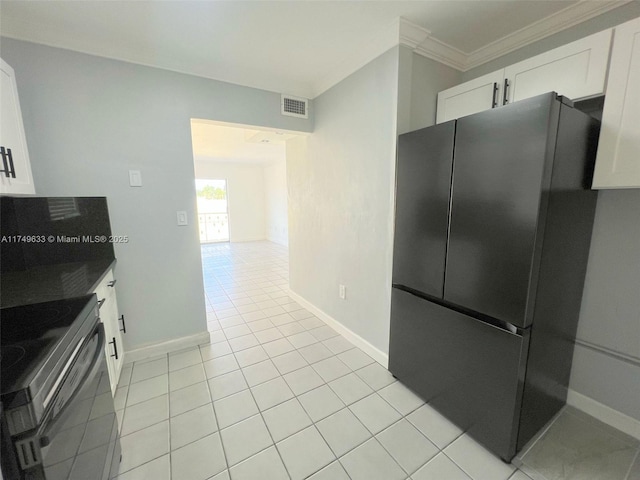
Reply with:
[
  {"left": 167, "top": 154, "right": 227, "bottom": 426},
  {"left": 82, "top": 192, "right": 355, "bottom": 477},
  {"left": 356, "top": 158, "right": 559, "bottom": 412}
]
[{"left": 281, "top": 94, "right": 308, "bottom": 119}]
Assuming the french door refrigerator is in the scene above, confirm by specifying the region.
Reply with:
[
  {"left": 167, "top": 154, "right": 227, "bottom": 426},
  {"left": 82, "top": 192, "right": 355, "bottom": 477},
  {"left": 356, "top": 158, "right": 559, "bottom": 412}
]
[{"left": 389, "top": 92, "right": 600, "bottom": 461}]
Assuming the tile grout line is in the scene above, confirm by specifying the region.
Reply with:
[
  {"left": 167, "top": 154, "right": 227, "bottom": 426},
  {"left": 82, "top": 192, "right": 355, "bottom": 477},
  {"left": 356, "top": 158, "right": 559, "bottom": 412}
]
[
  {"left": 226, "top": 328, "right": 294, "bottom": 479},
  {"left": 623, "top": 447, "right": 640, "bottom": 480},
  {"left": 202, "top": 245, "right": 344, "bottom": 479},
  {"left": 164, "top": 354, "right": 172, "bottom": 480},
  {"left": 114, "top": 354, "right": 170, "bottom": 477},
  {"left": 200, "top": 345, "right": 232, "bottom": 479}
]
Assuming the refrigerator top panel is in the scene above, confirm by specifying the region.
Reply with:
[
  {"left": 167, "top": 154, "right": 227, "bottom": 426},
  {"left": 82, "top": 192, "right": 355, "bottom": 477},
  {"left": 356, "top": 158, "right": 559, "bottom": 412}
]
[
  {"left": 392, "top": 121, "right": 455, "bottom": 299},
  {"left": 443, "top": 93, "right": 559, "bottom": 328}
]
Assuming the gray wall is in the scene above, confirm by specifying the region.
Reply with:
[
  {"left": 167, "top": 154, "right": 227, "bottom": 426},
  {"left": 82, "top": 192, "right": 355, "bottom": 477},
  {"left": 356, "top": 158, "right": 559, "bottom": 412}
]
[
  {"left": 408, "top": 51, "right": 461, "bottom": 132},
  {"left": 460, "top": 5, "right": 640, "bottom": 420},
  {"left": 287, "top": 47, "right": 400, "bottom": 355},
  {"left": 287, "top": 45, "right": 460, "bottom": 356},
  {"left": 396, "top": 45, "right": 461, "bottom": 134},
  {"left": 1, "top": 38, "right": 311, "bottom": 350},
  {"left": 572, "top": 190, "right": 640, "bottom": 420}
]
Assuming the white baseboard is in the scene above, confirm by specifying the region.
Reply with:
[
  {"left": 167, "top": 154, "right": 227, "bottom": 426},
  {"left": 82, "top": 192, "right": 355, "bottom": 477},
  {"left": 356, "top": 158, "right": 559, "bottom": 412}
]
[
  {"left": 567, "top": 389, "right": 640, "bottom": 440},
  {"left": 287, "top": 290, "right": 389, "bottom": 368},
  {"left": 124, "top": 331, "right": 212, "bottom": 364}
]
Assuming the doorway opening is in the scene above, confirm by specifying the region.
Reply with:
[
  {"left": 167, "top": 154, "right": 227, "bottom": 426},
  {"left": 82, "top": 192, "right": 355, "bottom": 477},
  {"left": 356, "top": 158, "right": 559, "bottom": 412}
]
[
  {"left": 190, "top": 118, "right": 304, "bottom": 329},
  {"left": 196, "top": 178, "right": 229, "bottom": 243}
]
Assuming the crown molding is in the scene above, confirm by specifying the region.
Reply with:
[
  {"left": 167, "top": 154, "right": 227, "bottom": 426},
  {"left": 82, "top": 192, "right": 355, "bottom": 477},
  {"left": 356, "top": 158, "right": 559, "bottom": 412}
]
[
  {"left": 399, "top": 18, "right": 468, "bottom": 71},
  {"left": 398, "top": 17, "right": 431, "bottom": 48},
  {"left": 400, "top": 1, "right": 632, "bottom": 72},
  {"left": 414, "top": 36, "right": 468, "bottom": 71},
  {"left": 465, "top": 0, "right": 632, "bottom": 70}
]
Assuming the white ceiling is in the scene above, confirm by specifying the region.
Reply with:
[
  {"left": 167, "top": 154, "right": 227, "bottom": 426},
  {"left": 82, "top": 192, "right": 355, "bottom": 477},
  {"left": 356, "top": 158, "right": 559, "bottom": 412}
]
[
  {"left": 2, "top": 1, "right": 629, "bottom": 164},
  {"left": 191, "top": 120, "right": 297, "bottom": 165},
  {"left": 0, "top": 1, "right": 629, "bottom": 99}
]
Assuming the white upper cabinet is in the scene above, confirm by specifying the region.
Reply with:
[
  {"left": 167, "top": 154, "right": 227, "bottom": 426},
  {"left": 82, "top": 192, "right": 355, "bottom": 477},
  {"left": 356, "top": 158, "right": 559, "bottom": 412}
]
[
  {"left": 504, "top": 29, "right": 612, "bottom": 104},
  {"left": 436, "top": 70, "right": 504, "bottom": 124},
  {"left": 0, "top": 58, "right": 35, "bottom": 195},
  {"left": 436, "top": 29, "right": 613, "bottom": 124},
  {"left": 592, "top": 17, "right": 640, "bottom": 189}
]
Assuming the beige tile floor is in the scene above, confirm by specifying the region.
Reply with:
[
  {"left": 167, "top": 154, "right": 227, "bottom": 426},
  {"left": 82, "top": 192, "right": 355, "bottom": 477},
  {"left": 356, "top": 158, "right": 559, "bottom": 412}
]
[{"left": 112, "top": 241, "right": 640, "bottom": 480}]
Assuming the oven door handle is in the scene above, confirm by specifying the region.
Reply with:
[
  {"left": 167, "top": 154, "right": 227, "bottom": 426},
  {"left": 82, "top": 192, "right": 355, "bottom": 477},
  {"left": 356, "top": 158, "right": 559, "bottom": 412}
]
[{"left": 37, "top": 322, "right": 106, "bottom": 447}]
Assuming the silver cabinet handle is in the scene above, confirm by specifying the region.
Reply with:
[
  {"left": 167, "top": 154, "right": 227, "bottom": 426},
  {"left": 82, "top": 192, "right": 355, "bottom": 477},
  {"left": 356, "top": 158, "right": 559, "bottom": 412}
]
[{"left": 108, "top": 279, "right": 117, "bottom": 287}]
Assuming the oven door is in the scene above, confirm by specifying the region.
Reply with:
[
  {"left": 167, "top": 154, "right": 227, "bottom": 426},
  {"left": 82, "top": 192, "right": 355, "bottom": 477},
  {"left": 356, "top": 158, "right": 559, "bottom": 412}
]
[{"left": 14, "top": 321, "right": 121, "bottom": 480}]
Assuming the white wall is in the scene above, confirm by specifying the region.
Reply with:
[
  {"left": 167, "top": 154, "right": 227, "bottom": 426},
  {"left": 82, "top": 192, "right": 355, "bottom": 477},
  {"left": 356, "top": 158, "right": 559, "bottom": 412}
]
[
  {"left": 459, "top": 5, "right": 640, "bottom": 421},
  {"left": 1, "top": 38, "right": 311, "bottom": 351},
  {"left": 194, "top": 160, "right": 266, "bottom": 242},
  {"left": 263, "top": 159, "right": 289, "bottom": 246}
]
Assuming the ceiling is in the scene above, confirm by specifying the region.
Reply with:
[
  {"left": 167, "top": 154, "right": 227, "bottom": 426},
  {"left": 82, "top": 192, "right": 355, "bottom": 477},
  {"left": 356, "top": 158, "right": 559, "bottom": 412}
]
[
  {"left": 191, "top": 120, "right": 297, "bottom": 165},
  {"left": 0, "top": 1, "right": 629, "bottom": 99},
  {"left": 2, "top": 1, "right": 629, "bottom": 164}
]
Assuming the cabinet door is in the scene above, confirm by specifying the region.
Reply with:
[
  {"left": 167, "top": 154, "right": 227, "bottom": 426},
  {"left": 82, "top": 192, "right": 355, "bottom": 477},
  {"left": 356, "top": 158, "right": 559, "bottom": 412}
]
[
  {"left": 95, "top": 270, "right": 125, "bottom": 395},
  {"left": 0, "top": 59, "right": 35, "bottom": 195},
  {"left": 436, "top": 70, "right": 503, "bottom": 124},
  {"left": 99, "top": 295, "right": 119, "bottom": 394},
  {"left": 100, "top": 295, "right": 125, "bottom": 395},
  {"left": 504, "top": 29, "right": 611, "bottom": 104},
  {"left": 108, "top": 286, "right": 125, "bottom": 388},
  {"left": 592, "top": 18, "right": 640, "bottom": 189}
]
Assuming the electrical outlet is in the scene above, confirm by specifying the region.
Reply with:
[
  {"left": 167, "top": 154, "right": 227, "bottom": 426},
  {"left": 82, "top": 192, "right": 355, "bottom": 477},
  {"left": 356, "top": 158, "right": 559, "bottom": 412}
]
[{"left": 339, "top": 284, "right": 346, "bottom": 299}]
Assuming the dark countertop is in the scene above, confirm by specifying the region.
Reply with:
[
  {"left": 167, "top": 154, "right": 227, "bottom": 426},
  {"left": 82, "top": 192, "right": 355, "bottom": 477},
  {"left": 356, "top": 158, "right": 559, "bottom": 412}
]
[{"left": 0, "top": 259, "right": 116, "bottom": 308}]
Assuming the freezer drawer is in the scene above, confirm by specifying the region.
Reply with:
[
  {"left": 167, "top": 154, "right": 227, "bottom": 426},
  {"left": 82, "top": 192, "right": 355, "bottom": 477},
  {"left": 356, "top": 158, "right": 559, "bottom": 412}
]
[{"left": 389, "top": 288, "right": 530, "bottom": 461}]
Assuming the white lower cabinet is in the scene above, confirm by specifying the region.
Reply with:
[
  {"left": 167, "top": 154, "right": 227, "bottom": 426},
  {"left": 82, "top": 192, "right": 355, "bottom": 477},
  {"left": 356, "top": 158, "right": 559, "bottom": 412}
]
[
  {"left": 592, "top": 17, "right": 640, "bottom": 189},
  {"left": 93, "top": 269, "right": 125, "bottom": 395}
]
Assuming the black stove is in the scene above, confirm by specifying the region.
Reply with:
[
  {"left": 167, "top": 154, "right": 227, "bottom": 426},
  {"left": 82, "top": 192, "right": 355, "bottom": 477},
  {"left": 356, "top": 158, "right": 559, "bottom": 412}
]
[
  {"left": 0, "top": 197, "right": 121, "bottom": 478},
  {"left": 0, "top": 295, "right": 98, "bottom": 421}
]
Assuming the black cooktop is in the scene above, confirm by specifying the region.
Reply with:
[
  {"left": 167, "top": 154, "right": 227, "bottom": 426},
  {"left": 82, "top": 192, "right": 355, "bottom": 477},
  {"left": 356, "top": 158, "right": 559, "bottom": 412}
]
[{"left": 0, "top": 295, "right": 97, "bottom": 399}]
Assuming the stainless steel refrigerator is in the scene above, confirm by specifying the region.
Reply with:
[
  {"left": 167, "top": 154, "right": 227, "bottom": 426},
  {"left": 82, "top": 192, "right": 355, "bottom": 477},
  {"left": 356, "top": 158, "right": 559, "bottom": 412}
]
[{"left": 389, "top": 92, "right": 600, "bottom": 461}]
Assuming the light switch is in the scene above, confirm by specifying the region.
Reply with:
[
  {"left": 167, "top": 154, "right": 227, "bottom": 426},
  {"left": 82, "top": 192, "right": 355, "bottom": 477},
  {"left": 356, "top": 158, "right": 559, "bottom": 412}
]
[
  {"left": 129, "top": 170, "right": 142, "bottom": 187},
  {"left": 177, "top": 211, "right": 188, "bottom": 226}
]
